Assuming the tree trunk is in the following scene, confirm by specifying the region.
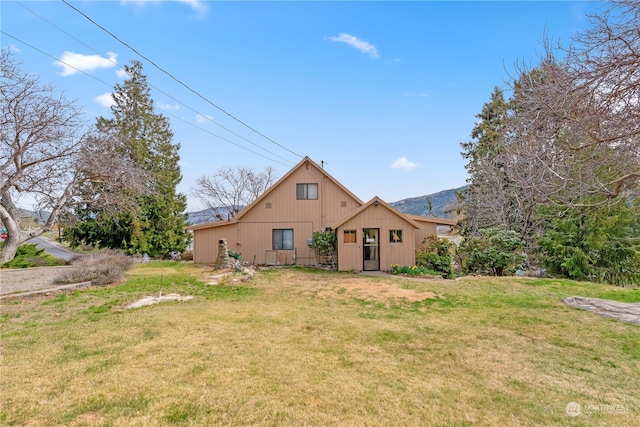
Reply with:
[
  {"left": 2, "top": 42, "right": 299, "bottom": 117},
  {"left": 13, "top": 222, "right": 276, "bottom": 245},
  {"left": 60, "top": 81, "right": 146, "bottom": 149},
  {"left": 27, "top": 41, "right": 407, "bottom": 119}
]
[
  {"left": 0, "top": 193, "right": 49, "bottom": 264},
  {"left": 1, "top": 233, "right": 20, "bottom": 264}
]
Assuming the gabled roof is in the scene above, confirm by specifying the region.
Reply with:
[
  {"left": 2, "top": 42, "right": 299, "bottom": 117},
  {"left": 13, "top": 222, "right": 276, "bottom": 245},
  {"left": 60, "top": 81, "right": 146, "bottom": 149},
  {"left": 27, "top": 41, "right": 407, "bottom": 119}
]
[
  {"left": 186, "top": 156, "right": 364, "bottom": 230},
  {"left": 331, "top": 196, "right": 421, "bottom": 230},
  {"left": 406, "top": 214, "right": 458, "bottom": 226},
  {"left": 186, "top": 217, "right": 238, "bottom": 231},
  {"left": 232, "top": 156, "right": 364, "bottom": 222}
]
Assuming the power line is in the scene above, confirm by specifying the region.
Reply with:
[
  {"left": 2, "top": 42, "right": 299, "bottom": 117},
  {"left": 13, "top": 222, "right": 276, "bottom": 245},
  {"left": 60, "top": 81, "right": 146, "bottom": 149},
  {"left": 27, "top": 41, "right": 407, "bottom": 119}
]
[
  {"left": 60, "top": 0, "right": 305, "bottom": 160},
  {"left": 10, "top": 1, "right": 294, "bottom": 165},
  {"left": 1, "top": 31, "right": 116, "bottom": 89},
  {"left": 1, "top": 30, "right": 294, "bottom": 168},
  {"left": 166, "top": 112, "right": 294, "bottom": 167}
]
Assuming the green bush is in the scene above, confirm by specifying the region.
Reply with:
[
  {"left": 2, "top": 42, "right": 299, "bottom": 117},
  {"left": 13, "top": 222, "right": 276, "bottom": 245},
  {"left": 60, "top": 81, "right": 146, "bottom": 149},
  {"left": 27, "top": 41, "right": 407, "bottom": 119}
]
[
  {"left": 457, "top": 227, "right": 526, "bottom": 276},
  {"left": 390, "top": 264, "right": 441, "bottom": 277},
  {"left": 415, "top": 235, "right": 454, "bottom": 277},
  {"left": 536, "top": 202, "right": 640, "bottom": 286},
  {"left": 311, "top": 229, "right": 336, "bottom": 256},
  {"left": 0, "top": 243, "right": 66, "bottom": 268}
]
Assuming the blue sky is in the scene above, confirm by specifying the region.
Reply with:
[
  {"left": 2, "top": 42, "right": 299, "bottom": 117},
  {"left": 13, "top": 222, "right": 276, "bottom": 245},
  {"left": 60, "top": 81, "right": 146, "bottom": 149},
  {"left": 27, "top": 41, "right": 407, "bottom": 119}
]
[{"left": 2, "top": 0, "right": 601, "bottom": 211}]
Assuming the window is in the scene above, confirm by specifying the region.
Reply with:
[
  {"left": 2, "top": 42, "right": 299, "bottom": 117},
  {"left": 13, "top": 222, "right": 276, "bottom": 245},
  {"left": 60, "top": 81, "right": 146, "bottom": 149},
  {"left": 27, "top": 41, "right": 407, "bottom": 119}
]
[
  {"left": 273, "top": 229, "right": 293, "bottom": 250},
  {"left": 296, "top": 183, "right": 318, "bottom": 200},
  {"left": 389, "top": 229, "right": 403, "bottom": 243},
  {"left": 344, "top": 229, "right": 356, "bottom": 244}
]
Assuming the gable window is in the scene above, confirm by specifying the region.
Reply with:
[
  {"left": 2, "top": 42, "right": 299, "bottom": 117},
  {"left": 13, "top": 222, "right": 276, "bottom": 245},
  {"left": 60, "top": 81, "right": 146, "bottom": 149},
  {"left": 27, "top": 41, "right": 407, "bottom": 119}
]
[
  {"left": 273, "top": 229, "right": 294, "bottom": 250},
  {"left": 344, "top": 229, "right": 357, "bottom": 244},
  {"left": 296, "top": 183, "right": 318, "bottom": 200},
  {"left": 389, "top": 229, "right": 403, "bottom": 243}
]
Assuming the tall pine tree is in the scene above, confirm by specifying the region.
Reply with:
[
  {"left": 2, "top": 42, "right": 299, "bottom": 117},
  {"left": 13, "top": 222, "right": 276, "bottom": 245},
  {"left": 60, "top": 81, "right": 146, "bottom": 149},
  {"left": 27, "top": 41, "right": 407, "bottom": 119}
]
[
  {"left": 66, "top": 61, "right": 188, "bottom": 257},
  {"left": 459, "top": 87, "right": 511, "bottom": 234}
]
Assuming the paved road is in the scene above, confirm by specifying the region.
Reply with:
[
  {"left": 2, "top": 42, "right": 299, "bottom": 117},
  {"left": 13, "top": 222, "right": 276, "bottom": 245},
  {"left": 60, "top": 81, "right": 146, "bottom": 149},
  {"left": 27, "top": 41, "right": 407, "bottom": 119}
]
[{"left": 32, "top": 237, "right": 80, "bottom": 262}]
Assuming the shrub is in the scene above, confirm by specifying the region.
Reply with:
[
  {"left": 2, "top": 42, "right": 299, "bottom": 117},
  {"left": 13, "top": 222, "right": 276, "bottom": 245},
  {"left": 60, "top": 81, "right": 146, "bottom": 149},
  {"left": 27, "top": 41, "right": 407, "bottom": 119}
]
[
  {"left": 53, "top": 249, "right": 133, "bottom": 286},
  {"left": 311, "top": 229, "right": 336, "bottom": 256},
  {"left": 390, "top": 264, "right": 441, "bottom": 277},
  {"left": 457, "top": 227, "right": 526, "bottom": 276},
  {"left": 415, "top": 235, "right": 454, "bottom": 277},
  {"left": 536, "top": 201, "right": 640, "bottom": 286},
  {"left": 1, "top": 243, "right": 66, "bottom": 268}
]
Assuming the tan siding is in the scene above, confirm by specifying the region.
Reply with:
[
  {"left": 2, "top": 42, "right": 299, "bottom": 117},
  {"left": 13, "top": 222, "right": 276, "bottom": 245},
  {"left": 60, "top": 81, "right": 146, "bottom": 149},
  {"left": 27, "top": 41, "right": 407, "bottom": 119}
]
[
  {"left": 192, "top": 158, "right": 362, "bottom": 265},
  {"left": 192, "top": 221, "right": 319, "bottom": 265},
  {"left": 336, "top": 205, "right": 417, "bottom": 271},
  {"left": 235, "top": 221, "right": 315, "bottom": 265},
  {"left": 414, "top": 221, "right": 438, "bottom": 248},
  {"left": 192, "top": 223, "right": 237, "bottom": 263},
  {"left": 238, "top": 162, "right": 360, "bottom": 230}
]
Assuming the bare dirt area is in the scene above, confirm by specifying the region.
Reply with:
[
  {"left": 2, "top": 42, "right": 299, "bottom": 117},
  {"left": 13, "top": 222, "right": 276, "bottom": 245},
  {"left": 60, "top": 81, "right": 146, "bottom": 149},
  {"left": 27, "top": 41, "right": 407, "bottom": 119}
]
[
  {"left": 265, "top": 269, "right": 438, "bottom": 303},
  {"left": 0, "top": 266, "right": 73, "bottom": 296}
]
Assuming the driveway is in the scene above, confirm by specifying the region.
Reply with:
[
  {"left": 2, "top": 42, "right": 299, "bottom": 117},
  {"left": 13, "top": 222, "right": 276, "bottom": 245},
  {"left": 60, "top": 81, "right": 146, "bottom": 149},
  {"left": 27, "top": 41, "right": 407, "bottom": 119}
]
[{"left": 32, "top": 237, "right": 80, "bottom": 262}]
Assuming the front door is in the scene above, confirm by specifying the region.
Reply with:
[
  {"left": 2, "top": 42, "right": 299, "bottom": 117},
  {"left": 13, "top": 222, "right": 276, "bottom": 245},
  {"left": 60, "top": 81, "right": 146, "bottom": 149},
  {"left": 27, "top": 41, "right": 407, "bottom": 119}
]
[{"left": 363, "top": 228, "right": 379, "bottom": 271}]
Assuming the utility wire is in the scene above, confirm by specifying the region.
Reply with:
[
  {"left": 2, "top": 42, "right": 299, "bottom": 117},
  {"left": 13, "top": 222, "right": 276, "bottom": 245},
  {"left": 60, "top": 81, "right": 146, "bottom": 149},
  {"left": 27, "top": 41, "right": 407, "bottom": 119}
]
[
  {"left": 11, "top": 1, "right": 294, "bottom": 165},
  {"left": 1, "top": 30, "right": 293, "bottom": 168},
  {"left": 61, "top": 0, "right": 305, "bottom": 160},
  {"left": 165, "top": 112, "right": 293, "bottom": 167}
]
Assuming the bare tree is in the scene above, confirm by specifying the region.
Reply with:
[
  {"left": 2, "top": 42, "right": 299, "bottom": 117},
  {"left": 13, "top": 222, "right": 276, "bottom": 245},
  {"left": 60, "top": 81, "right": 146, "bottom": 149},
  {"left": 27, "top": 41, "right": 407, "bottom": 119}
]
[
  {"left": 0, "top": 49, "right": 147, "bottom": 263},
  {"left": 508, "top": 1, "right": 640, "bottom": 208},
  {"left": 191, "top": 166, "right": 278, "bottom": 221}
]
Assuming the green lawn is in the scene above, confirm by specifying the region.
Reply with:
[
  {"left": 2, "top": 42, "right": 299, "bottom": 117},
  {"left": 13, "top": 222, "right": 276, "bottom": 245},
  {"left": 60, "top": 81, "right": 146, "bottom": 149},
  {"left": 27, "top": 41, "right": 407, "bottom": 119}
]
[{"left": 1, "top": 263, "right": 638, "bottom": 426}]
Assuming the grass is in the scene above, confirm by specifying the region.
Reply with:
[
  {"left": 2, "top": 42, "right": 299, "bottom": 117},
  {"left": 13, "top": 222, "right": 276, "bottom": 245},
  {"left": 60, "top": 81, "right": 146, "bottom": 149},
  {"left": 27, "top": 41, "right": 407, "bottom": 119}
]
[
  {"left": 1, "top": 263, "right": 639, "bottom": 426},
  {"left": 0, "top": 243, "right": 66, "bottom": 268}
]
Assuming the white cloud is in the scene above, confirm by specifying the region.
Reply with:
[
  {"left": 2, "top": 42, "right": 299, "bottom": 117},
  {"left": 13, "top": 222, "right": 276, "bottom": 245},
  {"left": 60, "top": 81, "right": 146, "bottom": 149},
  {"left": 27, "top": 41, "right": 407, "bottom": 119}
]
[
  {"left": 120, "top": 0, "right": 207, "bottom": 13},
  {"left": 116, "top": 68, "right": 129, "bottom": 79},
  {"left": 54, "top": 51, "right": 118, "bottom": 76},
  {"left": 196, "top": 114, "right": 213, "bottom": 124},
  {"left": 177, "top": 0, "right": 207, "bottom": 13},
  {"left": 7, "top": 44, "right": 21, "bottom": 54},
  {"left": 158, "top": 102, "right": 180, "bottom": 111},
  {"left": 95, "top": 93, "right": 115, "bottom": 108},
  {"left": 390, "top": 157, "right": 420, "bottom": 171},
  {"left": 329, "top": 33, "right": 380, "bottom": 59}
]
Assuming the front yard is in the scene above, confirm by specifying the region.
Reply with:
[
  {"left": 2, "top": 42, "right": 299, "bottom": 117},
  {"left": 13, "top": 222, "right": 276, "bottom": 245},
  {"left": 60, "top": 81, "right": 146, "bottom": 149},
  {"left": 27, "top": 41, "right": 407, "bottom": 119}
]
[{"left": 1, "top": 263, "right": 638, "bottom": 426}]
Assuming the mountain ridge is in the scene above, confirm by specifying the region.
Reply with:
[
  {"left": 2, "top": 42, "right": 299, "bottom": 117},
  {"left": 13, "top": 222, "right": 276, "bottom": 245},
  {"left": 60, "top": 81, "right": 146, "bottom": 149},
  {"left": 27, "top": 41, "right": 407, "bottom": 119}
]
[{"left": 389, "top": 185, "right": 467, "bottom": 219}]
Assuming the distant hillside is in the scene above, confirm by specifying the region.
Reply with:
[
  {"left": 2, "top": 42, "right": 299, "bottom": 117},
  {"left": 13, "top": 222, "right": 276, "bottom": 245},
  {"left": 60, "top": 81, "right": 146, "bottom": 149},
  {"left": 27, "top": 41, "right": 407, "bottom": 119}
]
[
  {"left": 187, "top": 206, "right": 244, "bottom": 225},
  {"left": 390, "top": 185, "right": 468, "bottom": 219}
]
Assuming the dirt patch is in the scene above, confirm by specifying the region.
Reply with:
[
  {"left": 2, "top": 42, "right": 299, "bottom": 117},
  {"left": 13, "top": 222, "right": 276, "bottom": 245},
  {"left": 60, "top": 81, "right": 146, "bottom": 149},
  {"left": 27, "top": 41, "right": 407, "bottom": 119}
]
[{"left": 269, "top": 270, "right": 437, "bottom": 303}]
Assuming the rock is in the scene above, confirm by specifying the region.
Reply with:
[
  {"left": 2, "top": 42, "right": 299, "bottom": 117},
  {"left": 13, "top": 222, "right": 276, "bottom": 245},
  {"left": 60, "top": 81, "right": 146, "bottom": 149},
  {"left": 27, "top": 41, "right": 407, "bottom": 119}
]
[
  {"left": 562, "top": 296, "right": 640, "bottom": 325},
  {"left": 214, "top": 238, "right": 236, "bottom": 269},
  {"left": 126, "top": 293, "right": 194, "bottom": 309}
]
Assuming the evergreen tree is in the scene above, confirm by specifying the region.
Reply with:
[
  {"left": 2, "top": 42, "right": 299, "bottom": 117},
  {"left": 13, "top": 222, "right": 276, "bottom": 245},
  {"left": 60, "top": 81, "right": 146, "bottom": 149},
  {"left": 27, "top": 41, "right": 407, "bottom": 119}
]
[
  {"left": 66, "top": 61, "right": 188, "bottom": 257},
  {"left": 459, "top": 87, "right": 511, "bottom": 234},
  {"left": 536, "top": 199, "right": 640, "bottom": 286}
]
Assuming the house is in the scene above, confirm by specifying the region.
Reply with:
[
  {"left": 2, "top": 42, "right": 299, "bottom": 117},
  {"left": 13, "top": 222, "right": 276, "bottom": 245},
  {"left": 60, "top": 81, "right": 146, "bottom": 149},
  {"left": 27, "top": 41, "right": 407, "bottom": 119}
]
[{"left": 187, "top": 157, "right": 456, "bottom": 271}]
